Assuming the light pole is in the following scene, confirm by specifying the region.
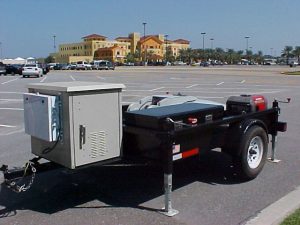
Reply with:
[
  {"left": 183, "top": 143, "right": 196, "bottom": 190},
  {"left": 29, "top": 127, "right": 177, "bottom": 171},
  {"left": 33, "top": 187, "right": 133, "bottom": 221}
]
[
  {"left": 201, "top": 32, "right": 206, "bottom": 51},
  {"left": 270, "top": 48, "right": 273, "bottom": 57},
  {"left": 0, "top": 42, "right": 2, "bottom": 59},
  {"left": 210, "top": 38, "right": 214, "bottom": 49},
  {"left": 53, "top": 35, "right": 56, "bottom": 53},
  {"left": 164, "top": 34, "right": 168, "bottom": 62},
  {"left": 142, "top": 22, "right": 147, "bottom": 65},
  {"left": 244, "top": 36, "right": 250, "bottom": 54}
]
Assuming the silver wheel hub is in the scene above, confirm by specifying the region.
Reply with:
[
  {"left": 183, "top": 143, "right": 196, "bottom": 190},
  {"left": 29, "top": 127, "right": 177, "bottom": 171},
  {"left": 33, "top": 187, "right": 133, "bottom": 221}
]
[{"left": 247, "top": 136, "right": 263, "bottom": 169}]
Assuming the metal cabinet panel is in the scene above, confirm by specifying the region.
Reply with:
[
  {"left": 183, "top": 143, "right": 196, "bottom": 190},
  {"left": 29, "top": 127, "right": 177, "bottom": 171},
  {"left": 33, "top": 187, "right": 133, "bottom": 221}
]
[{"left": 72, "top": 92, "right": 121, "bottom": 167}]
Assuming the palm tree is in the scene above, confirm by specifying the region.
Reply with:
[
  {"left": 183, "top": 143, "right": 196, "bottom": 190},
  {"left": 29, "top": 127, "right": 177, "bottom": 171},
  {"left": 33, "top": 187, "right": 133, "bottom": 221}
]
[
  {"left": 282, "top": 46, "right": 293, "bottom": 65},
  {"left": 256, "top": 51, "right": 264, "bottom": 64},
  {"left": 292, "top": 46, "right": 300, "bottom": 64},
  {"left": 227, "top": 49, "right": 235, "bottom": 64}
]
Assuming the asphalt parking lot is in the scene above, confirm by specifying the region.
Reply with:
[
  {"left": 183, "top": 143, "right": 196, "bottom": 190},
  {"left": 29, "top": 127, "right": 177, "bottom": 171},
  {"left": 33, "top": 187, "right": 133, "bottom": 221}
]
[{"left": 0, "top": 66, "right": 300, "bottom": 225}]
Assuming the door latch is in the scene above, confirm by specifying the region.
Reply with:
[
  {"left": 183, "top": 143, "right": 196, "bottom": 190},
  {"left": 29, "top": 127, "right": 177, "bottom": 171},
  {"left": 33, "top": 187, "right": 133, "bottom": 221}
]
[{"left": 79, "top": 125, "right": 86, "bottom": 149}]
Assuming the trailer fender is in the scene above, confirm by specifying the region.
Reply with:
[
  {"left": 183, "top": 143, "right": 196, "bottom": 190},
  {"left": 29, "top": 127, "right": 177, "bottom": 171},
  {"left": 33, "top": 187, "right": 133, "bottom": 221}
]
[{"left": 223, "top": 119, "right": 268, "bottom": 157}]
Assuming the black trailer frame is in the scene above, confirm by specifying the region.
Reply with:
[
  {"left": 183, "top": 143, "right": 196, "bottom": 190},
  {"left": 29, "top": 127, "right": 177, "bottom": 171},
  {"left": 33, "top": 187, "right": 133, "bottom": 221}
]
[
  {"left": 1, "top": 100, "right": 287, "bottom": 216},
  {"left": 122, "top": 100, "right": 286, "bottom": 216}
]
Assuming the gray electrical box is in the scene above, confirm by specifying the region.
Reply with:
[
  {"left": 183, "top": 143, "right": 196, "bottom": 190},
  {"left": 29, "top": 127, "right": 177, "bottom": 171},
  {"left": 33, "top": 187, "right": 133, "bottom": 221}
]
[{"left": 24, "top": 81, "right": 125, "bottom": 169}]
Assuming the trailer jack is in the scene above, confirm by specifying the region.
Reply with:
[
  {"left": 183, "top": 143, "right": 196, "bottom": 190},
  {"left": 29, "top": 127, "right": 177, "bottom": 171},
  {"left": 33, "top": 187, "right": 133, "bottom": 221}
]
[{"left": 160, "top": 173, "right": 179, "bottom": 216}]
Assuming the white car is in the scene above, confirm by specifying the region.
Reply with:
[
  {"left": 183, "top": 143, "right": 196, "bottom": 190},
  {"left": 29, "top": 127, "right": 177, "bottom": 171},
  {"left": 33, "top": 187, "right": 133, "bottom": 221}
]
[
  {"left": 76, "top": 61, "right": 92, "bottom": 70},
  {"left": 22, "top": 64, "right": 43, "bottom": 78}
]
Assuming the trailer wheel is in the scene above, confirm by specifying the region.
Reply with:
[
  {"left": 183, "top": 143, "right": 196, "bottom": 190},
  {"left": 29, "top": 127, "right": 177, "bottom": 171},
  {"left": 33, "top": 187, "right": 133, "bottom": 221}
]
[{"left": 235, "top": 125, "right": 268, "bottom": 180}]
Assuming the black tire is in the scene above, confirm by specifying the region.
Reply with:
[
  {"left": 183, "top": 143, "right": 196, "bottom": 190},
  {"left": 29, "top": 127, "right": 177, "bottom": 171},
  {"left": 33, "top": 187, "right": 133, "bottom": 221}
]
[{"left": 234, "top": 125, "right": 268, "bottom": 180}]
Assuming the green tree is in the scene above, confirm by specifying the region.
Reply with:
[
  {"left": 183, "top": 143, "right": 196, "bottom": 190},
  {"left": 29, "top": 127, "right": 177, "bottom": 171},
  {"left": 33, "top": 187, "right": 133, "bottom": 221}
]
[
  {"left": 255, "top": 51, "right": 264, "bottom": 64},
  {"left": 226, "top": 49, "right": 235, "bottom": 64},
  {"left": 282, "top": 46, "right": 293, "bottom": 65},
  {"left": 45, "top": 55, "right": 54, "bottom": 63},
  {"left": 292, "top": 46, "right": 300, "bottom": 64}
]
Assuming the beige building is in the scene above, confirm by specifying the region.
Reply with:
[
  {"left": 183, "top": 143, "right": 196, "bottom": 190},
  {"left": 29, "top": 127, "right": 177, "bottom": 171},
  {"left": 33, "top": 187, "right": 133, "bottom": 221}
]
[{"left": 55, "top": 33, "right": 190, "bottom": 63}]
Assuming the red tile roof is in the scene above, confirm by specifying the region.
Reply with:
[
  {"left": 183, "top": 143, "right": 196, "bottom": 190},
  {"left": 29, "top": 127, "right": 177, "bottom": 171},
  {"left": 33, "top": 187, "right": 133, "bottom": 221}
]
[
  {"left": 173, "top": 39, "right": 190, "bottom": 44},
  {"left": 139, "top": 35, "right": 163, "bottom": 44},
  {"left": 82, "top": 34, "right": 107, "bottom": 39},
  {"left": 115, "top": 37, "right": 131, "bottom": 41}
]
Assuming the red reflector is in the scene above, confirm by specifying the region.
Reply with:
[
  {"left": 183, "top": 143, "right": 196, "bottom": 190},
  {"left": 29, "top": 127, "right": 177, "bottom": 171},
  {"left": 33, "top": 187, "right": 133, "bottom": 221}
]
[
  {"left": 182, "top": 148, "right": 199, "bottom": 158},
  {"left": 187, "top": 117, "right": 198, "bottom": 124}
]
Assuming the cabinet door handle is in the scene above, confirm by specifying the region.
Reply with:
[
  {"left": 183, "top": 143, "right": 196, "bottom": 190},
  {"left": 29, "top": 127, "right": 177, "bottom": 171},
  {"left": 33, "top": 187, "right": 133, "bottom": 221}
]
[{"left": 79, "top": 125, "right": 86, "bottom": 149}]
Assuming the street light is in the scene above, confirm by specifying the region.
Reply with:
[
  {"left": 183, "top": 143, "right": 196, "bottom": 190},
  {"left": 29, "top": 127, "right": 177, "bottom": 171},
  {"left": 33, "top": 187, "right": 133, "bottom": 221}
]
[
  {"left": 201, "top": 32, "right": 206, "bottom": 51},
  {"left": 142, "top": 22, "right": 147, "bottom": 65},
  {"left": 270, "top": 48, "right": 273, "bottom": 57},
  {"left": 0, "top": 42, "right": 2, "bottom": 59},
  {"left": 53, "top": 35, "right": 56, "bottom": 53},
  {"left": 244, "top": 36, "right": 250, "bottom": 53},
  {"left": 210, "top": 38, "right": 214, "bottom": 49},
  {"left": 164, "top": 34, "right": 169, "bottom": 62}
]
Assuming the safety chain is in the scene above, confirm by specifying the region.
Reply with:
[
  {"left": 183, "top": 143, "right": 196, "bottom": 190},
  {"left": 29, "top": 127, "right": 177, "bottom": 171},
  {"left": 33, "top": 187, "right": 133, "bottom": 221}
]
[{"left": 5, "top": 161, "right": 37, "bottom": 193}]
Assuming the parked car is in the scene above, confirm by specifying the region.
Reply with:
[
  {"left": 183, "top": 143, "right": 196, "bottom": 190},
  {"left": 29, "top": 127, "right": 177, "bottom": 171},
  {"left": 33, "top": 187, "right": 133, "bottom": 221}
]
[
  {"left": 53, "top": 64, "right": 63, "bottom": 70},
  {"left": 0, "top": 62, "right": 7, "bottom": 75},
  {"left": 5, "top": 64, "right": 23, "bottom": 75},
  {"left": 289, "top": 61, "right": 298, "bottom": 67},
  {"left": 76, "top": 61, "right": 92, "bottom": 70},
  {"left": 124, "top": 62, "right": 135, "bottom": 66},
  {"left": 22, "top": 64, "right": 43, "bottom": 78},
  {"left": 70, "top": 63, "right": 77, "bottom": 70},
  {"left": 98, "top": 61, "right": 115, "bottom": 70},
  {"left": 38, "top": 63, "right": 50, "bottom": 74},
  {"left": 90, "top": 60, "right": 104, "bottom": 70},
  {"left": 61, "top": 64, "right": 71, "bottom": 70},
  {"left": 173, "top": 61, "right": 187, "bottom": 66},
  {"left": 200, "top": 61, "right": 210, "bottom": 67}
]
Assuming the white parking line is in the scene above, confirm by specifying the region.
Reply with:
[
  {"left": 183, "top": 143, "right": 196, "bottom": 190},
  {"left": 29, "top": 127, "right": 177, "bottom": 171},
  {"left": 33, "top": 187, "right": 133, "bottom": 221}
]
[
  {"left": 70, "top": 75, "right": 76, "bottom": 81},
  {"left": 186, "top": 84, "right": 199, "bottom": 88},
  {"left": 0, "top": 124, "right": 16, "bottom": 128},
  {"left": 40, "top": 76, "right": 47, "bottom": 82},
  {"left": 216, "top": 82, "right": 224, "bottom": 86},
  {"left": 1, "top": 78, "right": 19, "bottom": 85},
  {"left": 0, "top": 92, "right": 23, "bottom": 94},
  {"left": 0, "top": 99, "right": 22, "bottom": 102},
  {"left": 97, "top": 76, "right": 106, "bottom": 80},
  {"left": 241, "top": 80, "right": 246, "bottom": 83},
  {"left": 148, "top": 87, "right": 165, "bottom": 91},
  {"left": 0, "top": 108, "right": 24, "bottom": 110}
]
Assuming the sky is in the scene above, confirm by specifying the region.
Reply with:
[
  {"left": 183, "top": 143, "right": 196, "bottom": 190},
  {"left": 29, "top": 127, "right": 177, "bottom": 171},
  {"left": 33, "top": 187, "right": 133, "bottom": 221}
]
[{"left": 0, "top": 0, "right": 299, "bottom": 58}]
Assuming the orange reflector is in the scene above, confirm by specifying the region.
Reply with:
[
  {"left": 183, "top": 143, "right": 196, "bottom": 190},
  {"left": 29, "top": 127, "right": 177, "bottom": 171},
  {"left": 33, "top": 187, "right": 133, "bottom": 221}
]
[{"left": 182, "top": 148, "right": 199, "bottom": 158}]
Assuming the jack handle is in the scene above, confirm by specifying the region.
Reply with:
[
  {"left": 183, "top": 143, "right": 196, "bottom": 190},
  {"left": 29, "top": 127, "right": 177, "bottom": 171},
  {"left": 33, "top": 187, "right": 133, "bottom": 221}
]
[{"left": 273, "top": 98, "right": 291, "bottom": 108}]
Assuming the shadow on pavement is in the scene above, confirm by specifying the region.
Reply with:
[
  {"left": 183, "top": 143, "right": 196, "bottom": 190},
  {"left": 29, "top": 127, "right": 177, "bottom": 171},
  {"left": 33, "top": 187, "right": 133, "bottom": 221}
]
[{"left": 0, "top": 151, "right": 245, "bottom": 217}]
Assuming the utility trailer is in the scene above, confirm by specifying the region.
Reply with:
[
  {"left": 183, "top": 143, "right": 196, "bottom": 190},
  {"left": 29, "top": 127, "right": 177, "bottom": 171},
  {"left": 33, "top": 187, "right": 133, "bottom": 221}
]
[{"left": 0, "top": 82, "right": 288, "bottom": 217}]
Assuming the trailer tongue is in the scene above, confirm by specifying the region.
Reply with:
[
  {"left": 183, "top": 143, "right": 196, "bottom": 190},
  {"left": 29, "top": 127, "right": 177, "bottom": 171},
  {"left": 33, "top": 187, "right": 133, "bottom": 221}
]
[{"left": 0, "top": 82, "right": 288, "bottom": 217}]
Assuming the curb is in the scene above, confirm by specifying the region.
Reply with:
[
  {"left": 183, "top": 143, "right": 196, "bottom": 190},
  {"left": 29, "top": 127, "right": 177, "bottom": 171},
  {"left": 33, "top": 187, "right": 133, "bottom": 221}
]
[{"left": 245, "top": 186, "right": 300, "bottom": 225}]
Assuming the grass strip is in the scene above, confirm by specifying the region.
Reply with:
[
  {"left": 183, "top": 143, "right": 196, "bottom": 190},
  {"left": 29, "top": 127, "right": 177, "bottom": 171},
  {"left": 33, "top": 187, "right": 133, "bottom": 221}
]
[
  {"left": 283, "top": 71, "right": 300, "bottom": 75},
  {"left": 280, "top": 208, "right": 300, "bottom": 225}
]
